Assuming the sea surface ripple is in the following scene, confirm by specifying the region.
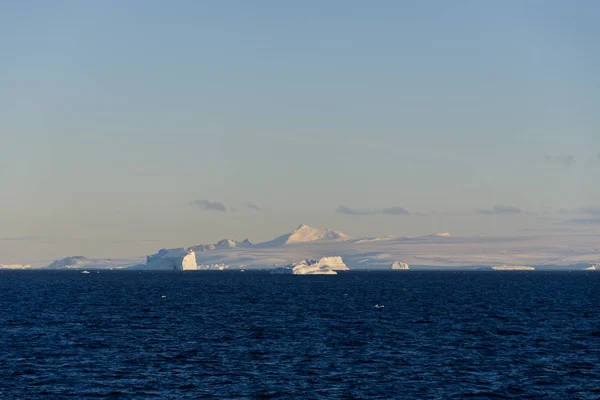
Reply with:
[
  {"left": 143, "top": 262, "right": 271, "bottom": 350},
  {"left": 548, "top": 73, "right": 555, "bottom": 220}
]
[{"left": 1, "top": 271, "right": 599, "bottom": 399}]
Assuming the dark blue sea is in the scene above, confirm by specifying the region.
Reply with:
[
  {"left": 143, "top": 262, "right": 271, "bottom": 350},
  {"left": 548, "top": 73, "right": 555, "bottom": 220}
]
[{"left": 1, "top": 271, "right": 599, "bottom": 399}]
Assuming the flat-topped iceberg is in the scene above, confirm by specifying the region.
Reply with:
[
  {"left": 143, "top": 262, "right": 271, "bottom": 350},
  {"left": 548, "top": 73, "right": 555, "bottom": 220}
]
[
  {"left": 146, "top": 248, "right": 197, "bottom": 271},
  {"left": 271, "top": 256, "right": 349, "bottom": 275}
]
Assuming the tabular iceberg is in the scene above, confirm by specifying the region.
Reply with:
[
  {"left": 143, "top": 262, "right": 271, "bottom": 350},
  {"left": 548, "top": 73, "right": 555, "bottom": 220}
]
[{"left": 146, "top": 248, "right": 197, "bottom": 271}]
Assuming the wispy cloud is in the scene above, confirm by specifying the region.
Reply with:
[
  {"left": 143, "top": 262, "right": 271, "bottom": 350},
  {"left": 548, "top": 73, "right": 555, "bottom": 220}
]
[
  {"left": 381, "top": 206, "right": 411, "bottom": 215},
  {"left": 190, "top": 199, "right": 227, "bottom": 212},
  {"left": 555, "top": 206, "right": 600, "bottom": 226},
  {"left": 336, "top": 206, "right": 377, "bottom": 216},
  {"left": 545, "top": 153, "right": 575, "bottom": 167},
  {"left": 563, "top": 218, "right": 600, "bottom": 225},
  {"left": 243, "top": 201, "right": 261, "bottom": 211},
  {"left": 336, "top": 205, "right": 417, "bottom": 216},
  {"left": 559, "top": 206, "right": 600, "bottom": 216},
  {"left": 0, "top": 236, "right": 42, "bottom": 241},
  {"left": 476, "top": 205, "right": 522, "bottom": 215}
]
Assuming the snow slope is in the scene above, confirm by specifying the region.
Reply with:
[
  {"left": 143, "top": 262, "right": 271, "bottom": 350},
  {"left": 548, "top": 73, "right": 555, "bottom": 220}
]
[
  {"left": 0, "top": 264, "right": 32, "bottom": 269},
  {"left": 259, "top": 224, "right": 350, "bottom": 247},
  {"left": 43, "top": 256, "right": 145, "bottom": 270},
  {"left": 38, "top": 224, "right": 600, "bottom": 271},
  {"left": 188, "top": 239, "right": 252, "bottom": 252}
]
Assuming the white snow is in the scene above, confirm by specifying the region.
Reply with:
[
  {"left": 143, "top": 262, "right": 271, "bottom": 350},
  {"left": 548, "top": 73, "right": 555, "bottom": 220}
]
[
  {"left": 33, "top": 224, "right": 600, "bottom": 271},
  {"left": 270, "top": 256, "right": 349, "bottom": 275},
  {"left": 0, "top": 264, "right": 32, "bottom": 269},
  {"left": 391, "top": 261, "right": 410, "bottom": 270},
  {"left": 194, "top": 263, "right": 229, "bottom": 271},
  {"left": 43, "top": 256, "right": 145, "bottom": 270},
  {"left": 354, "top": 236, "right": 396, "bottom": 244},
  {"left": 146, "top": 248, "right": 197, "bottom": 271},
  {"left": 491, "top": 265, "right": 535, "bottom": 271},
  {"left": 260, "top": 224, "right": 350, "bottom": 247},
  {"left": 188, "top": 238, "right": 252, "bottom": 252}
]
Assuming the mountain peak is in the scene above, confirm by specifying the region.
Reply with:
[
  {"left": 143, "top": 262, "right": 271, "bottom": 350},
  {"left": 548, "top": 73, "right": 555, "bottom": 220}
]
[{"left": 287, "top": 224, "right": 350, "bottom": 244}]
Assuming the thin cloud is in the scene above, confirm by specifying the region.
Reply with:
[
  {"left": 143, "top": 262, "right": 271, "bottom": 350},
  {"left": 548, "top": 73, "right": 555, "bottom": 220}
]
[
  {"left": 243, "top": 201, "right": 261, "bottom": 211},
  {"left": 476, "top": 205, "right": 522, "bottom": 215},
  {"left": 336, "top": 205, "right": 415, "bottom": 216},
  {"left": 0, "top": 236, "right": 42, "bottom": 241},
  {"left": 336, "top": 206, "right": 377, "bottom": 216},
  {"left": 562, "top": 218, "right": 600, "bottom": 226},
  {"left": 381, "top": 206, "right": 411, "bottom": 216},
  {"left": 190, "top": 199, "right": 227, "bottom": 212},
  {"left": 544, "top": 153, "right": 575, "bottom": 167},
  {"left": 559, "top": 206, "right": 600, "bottom": 217}
]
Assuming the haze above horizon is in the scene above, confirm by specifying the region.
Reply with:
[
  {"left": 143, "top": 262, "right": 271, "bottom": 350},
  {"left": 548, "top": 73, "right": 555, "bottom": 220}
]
[{"left": 1, "top": 1, "right": 599, "bottom": 263}]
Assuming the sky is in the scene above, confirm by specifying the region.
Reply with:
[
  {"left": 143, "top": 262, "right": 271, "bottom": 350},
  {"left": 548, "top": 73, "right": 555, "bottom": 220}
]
[{"left": 1, "top": 0, "right": 599, "bottom": 264}]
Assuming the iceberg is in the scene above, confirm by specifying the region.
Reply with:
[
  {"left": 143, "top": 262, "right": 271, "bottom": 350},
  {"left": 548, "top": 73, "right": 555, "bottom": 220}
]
[
  {"left": 391, "top": 261, "right": 410, "bottom": 270},
  {"left": 146, "top": 248, "right": 197, "bottom": 271},
  {"left": 195, "top": 263, "right": 229, "bottom": 271},
  {"left": 271, "top": 256, "right": 349, "bottom": 275},
  {"left": 584, "top": 265, "right": 598, "bottom": 271}
]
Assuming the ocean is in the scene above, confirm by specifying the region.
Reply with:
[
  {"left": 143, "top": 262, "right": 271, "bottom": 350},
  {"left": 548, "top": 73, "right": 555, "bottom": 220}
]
[{"left": 1, "top": 271, "right": 599, "bottom": 399}]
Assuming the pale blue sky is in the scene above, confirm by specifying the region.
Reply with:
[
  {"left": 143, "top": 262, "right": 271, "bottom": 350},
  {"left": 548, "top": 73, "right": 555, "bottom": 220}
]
[{"left": 1, "top": 1, "right": 599, "bottom": 263}]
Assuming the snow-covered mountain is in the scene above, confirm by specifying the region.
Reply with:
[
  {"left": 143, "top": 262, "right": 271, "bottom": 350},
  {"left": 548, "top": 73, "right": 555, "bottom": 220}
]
[
  {"left": 34, "top": 224, "right": 600, "bottom": 271},
  {"left": 215, "top": 239, "right": 252, "bottom": 249},
  {"left": 188, "top": 238, "right": 252, "bottom": 252},
  {"left": 259, "top": 224, "right": 350, "bottom": 247}
]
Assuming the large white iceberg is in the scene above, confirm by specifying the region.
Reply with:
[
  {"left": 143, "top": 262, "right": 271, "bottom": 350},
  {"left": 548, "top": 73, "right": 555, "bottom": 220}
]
[
  {"left": 146, "top": 248, "right": 197, "bottom": 271},
  {"left": 584, "top": 264, "right": 598, "bottom": 271},
  {"left": 271, "top": 256, "right": 349, "bottom": 275},
  {"left": 391, "top": 261, "right": 409, "bottom": 270}
]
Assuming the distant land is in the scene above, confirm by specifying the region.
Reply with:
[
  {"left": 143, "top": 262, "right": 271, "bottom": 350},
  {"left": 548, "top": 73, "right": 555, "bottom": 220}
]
[{"left": 1, "top": 224, "right": 599, "bottom": 271}]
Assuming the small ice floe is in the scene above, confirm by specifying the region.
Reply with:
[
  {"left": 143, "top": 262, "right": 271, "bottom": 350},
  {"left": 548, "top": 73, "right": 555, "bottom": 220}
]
[
  {"left": 374, "top": 304, "right": 385, "bottom": 309},
  {"left": 81, "top": 270, "right": 90, "bottom": 274},
  {"left": 161, "top": 295, "right": 167, "bottom": 298}
]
